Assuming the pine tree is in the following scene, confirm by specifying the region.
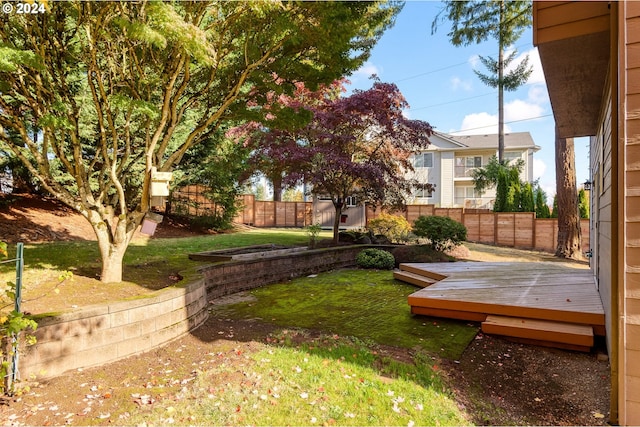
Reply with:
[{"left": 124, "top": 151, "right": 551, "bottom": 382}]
[{"left": 432, "top": 1, "right": 532, "bottom": 162}]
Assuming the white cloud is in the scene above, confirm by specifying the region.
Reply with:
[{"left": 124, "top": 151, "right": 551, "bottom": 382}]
[
  {"left": 468, "top": 54, "right": 481, "bottom": 70},
  {"left": 450, "top": 76, "right": 473, "bottom": 92},
  {"left": 533, "top": 158, "right": 546, "bottom": 180},
  {"left": 351, "top": 61, "right": 381, "bottom": 82},
  {"left": 450, "top": 112, "right": 512, "bottom": 135},
  {"left": 522, "top": 48, "right": 546, "bottom": 85},
  {"left": 504, "top": 99, "right": 545, "bottom": 122},
  {"left": 527, "top": 85, "right": 549, "bottom": 105}
]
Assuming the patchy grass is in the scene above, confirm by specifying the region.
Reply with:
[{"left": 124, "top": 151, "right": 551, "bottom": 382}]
[
  {"left": 213, "top": 269, "right": 478, "bottom": 360},
  {"left": 122, "top": 333, "right": 470, "bottom": 427},
  {"left": 0, "top": 229, "right": 331, "bottom": 314}
]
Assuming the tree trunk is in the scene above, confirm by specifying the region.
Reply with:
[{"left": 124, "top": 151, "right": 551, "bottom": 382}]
[
  {"left": 272, "top": 174, "right": 283, "bottom": 202},
  {"left": 332, "top": 203, "right": 343, "bottom": 245},
  {"left": 554, "top": 132, "right": 583, "bottom": 259},
  {"left": 90, "top": 210, "right": 143, "bottom": 283},
  {"left": 497, "top": 0, "right": 505, "bottom": 163}
]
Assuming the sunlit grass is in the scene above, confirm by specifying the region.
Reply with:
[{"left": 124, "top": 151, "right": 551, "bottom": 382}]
[
  {"left": 124, "top": 334, "right": 471, "bottom": 426},
  {"left": 0, "top": 229, "right": 331, "bottom": 314},
  {"left": 213, "top": 269, "right": 479, "bottom": 360}
]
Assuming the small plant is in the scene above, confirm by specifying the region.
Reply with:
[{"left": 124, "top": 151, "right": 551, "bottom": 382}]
[
  {"left": 305, "top": 223, "right": 322, "bottom": 248},
  {"left": 367, "top": 213, "right": 412, "bottom": 243},
  {"left": 413, "top": 215, "right": 467, "bottom": 252},
  {"left": 356, "top": 248, "right": 395, "bottom": 270},
  {"left": 0, "top": 242, "right": 37, "bottom": 394}
]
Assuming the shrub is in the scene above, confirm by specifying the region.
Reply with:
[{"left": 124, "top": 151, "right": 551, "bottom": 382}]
[
  {"left": 412, "top": 215, "right": 467, "bottom": 252},
  {"left": 356, "top": 248, "right": 395, "bottom": 270},
  {"left": 367, "top": 213, "right": 412, "bottom": 243},
  {"left": 305, "top": 223, "right": 322, "bottom": 248}
]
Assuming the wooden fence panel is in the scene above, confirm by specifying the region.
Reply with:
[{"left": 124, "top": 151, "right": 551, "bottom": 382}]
[
  {"left": 478, "top": 213, "right": 496, "bottom": 244},
  {"left": 514, "top": 212, "right": 535, "bottom": 248},
  {"left": 534, "top": 218, "right": 558, "bottom": 252},
  {"left": 254, "top": 201, "right": 275, "bottom": 227},
  {"left": 275, "top": 202, "right": 287, "bottom": 227},
  {"left": 236, "top": 194, "right": 255, "bottom": 225},
  {"left": 463, "top": 213, "right": 481, "bottom": 242},
  {"left": 406, "top": 205, "right": 435, "bottom": 223},
  {"left": 496, "top": 213, "right": 516, "bottom": 247},
  {"left": 434, "top": 208, "right": 463, "bottom": 223},
  {"left": 296, "top": 202, "right": 312, "bottom": 227}
]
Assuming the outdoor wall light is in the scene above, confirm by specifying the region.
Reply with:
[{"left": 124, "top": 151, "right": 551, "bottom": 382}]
[{"left": 583, "top": 180, "right": 593, "bottom": 191}]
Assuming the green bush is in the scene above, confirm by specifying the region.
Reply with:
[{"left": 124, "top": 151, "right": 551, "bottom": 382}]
[
  {"left": 356, "top": 248, "right": 395, "bottom": 270},
  {"left": 367, "top": 213, "right": 412, "bottom": 243},
  {"left": 412, "top": 215, "right": 467, "bottom": 252}
]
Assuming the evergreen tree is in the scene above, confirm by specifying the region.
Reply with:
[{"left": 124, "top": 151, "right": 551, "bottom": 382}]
[
  {"left": 551, "top": 194, "right": 559, "bottom": 218},
  {"left": 520, "top": 182, "right": 535, "bottom": 212},
  {"left": 578, "top": 188, "right": 590, "bottom": 219},
  {"left": 534, "top": 186, "right": 551, "bottom": 218},
  {"left": 432, "top": 1, "right": 532, "bottom": 162}
]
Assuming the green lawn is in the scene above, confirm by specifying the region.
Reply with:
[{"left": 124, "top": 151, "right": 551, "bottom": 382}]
[{"left": 213, "top": 269, "right": 478, "bottom": 360}]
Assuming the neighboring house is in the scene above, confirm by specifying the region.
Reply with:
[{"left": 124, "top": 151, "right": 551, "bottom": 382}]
[
  {"left": 408, "top": 131, "right": 540, "bottom": 209},
  {"left": 312, "top": 195, "right": 366, "bottom": 229},
  {"left": 533, "top": 2, "right": 639, "bottom": 424},
  {"left": 312, "top": 131, "right": 539, "bottom": 227}
]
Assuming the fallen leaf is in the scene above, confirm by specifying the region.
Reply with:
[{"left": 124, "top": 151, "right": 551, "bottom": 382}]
[{"left": 593, "top": 412, "right": 605, "bottom": 419}]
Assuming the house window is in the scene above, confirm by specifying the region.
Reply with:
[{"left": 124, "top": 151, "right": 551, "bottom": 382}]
[
  {"left": 455, "top": 156, "right": 482, "bottom": 167},
  {"left": 455, "top": 156, "right": 482, "bottom": 177},
  {"left": 414, "top": 152, "right": 433, "bottom": 168},
  {"left": 345, "top": 196, "right": 358, "bottom": 207},
  {"left": 414, "top": 187, "right": 434, "bottom": 198},
  {"left": 504, "top": 152, "right": 521, "bottom": 164}
]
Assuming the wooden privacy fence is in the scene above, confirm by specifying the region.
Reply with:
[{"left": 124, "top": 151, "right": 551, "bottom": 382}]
[
  {"left": 367, "top": 206, "right": 590, "bottom": 253},
  {"left": 170, "top": 189, "right": 312, "bottom": 228},
  {"left": 234, "top": 194, "right": 312, "bottom": 228},
  {"left": 177, "top": 190, "right": 589, "bottom": 254}
]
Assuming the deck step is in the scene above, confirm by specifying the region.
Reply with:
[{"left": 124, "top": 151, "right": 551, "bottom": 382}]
[
  {"left": 394, "top": 270, "right": 437, "bottom": 288},
  {"left": 481, "top": 315, "right": 594, "bottom": 348},
  {"left": 398, "top": 264, "right": 447, "bottom": 281}
]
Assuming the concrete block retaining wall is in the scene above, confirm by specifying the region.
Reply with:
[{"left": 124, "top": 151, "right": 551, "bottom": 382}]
[
  {"left": 200, "top": 245, "right": 379, "bottom": 298},
  {"left": 18, "top": 279, "right": 209, "bottom": 380},
  {"left": 16, "top": 245, "right": 382, "bottom": 380}
]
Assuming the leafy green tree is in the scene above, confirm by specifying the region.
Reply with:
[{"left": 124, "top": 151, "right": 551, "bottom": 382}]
[
  {"left": 551, "top": 194, "right": 559, "bottom": 218},
  {"left": 471, "top": 155, "right": 524, "bottom": 212},
  {"left": 578, "top": 188, "right": 589, "bottom": 219},
  {"left": 432, "top": 1, "right": 532, "bottom": 162},
  {"left": 172, "top": 127, "right": 250, "bottom": 229},
  {"left": 0, "top": 1, "right": 398, "bottom": 282},
  {"left": 519, "top": 182, "right": 534, "bottom": 213},
  {"left": 534, "top": 185, "right": 551, "bottom": 218},
  {"left": 413, "top": 215, "right": 467, "bottom": 252}
]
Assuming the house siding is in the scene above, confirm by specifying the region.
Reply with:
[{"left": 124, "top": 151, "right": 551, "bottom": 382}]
[
  {"left": 593, "top": 77, "right": 614, "bottom": 354},
  {"left": 440, "top": 151, "right": 455, "bottom": 207},
  {"left": 533, "top": 1, "right": 610, "bottom": 45},
  {"left": 623, "top": 3, "right": 640, "bottom": 424}
]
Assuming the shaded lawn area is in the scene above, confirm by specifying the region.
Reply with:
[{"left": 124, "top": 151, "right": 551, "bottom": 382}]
[{"left": 212, "top": 269, "right": 479, "bottom": 360}]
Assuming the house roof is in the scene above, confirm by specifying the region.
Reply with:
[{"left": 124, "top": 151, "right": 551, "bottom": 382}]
[{"left": 432, "top": 131, "right": 540, "bottom": 152}]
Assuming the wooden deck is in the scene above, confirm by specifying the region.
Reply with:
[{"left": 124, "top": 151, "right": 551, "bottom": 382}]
[{"left": 396, "top": 262, "right": 606, "bottom": 351}]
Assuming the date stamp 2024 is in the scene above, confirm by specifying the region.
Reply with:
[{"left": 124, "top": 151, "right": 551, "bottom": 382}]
[{"left": 2, "top": 1, "right": 48, "bottom": 15}]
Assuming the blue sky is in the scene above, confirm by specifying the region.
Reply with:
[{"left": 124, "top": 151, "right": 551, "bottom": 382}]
[{"left": 346, "top": 1, "right": 590, "bottom": 200}]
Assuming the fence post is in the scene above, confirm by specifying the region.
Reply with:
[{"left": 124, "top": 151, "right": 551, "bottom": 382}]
[{"left": 8, "top": 242, "right": 24, "bottom": 392}]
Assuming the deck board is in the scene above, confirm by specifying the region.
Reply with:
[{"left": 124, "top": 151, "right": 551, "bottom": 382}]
[{"left": 403, "top": 262, "right": 605, "bottom": 329}]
